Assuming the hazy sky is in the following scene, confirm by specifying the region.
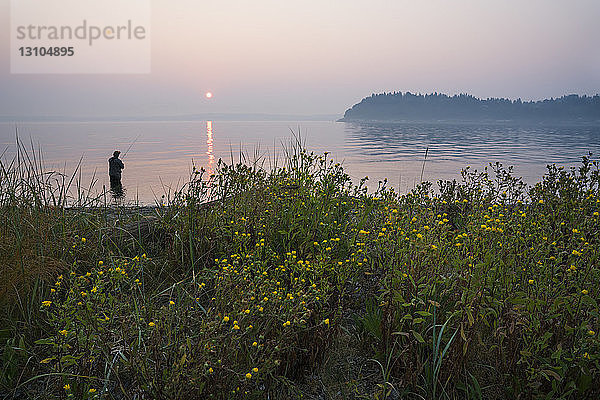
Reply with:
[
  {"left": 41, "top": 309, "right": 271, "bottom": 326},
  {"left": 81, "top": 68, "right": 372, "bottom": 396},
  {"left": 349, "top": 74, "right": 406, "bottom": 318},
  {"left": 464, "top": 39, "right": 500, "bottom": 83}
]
[{"left": 1, "top": 0, "right": 600, "bottom": 117}]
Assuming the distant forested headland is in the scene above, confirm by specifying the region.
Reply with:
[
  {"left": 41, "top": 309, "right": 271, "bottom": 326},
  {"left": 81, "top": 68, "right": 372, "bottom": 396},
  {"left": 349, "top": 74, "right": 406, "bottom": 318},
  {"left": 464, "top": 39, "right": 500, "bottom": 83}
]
[{"left": 340, "top": 92, "right": 600, "bottom": 122}]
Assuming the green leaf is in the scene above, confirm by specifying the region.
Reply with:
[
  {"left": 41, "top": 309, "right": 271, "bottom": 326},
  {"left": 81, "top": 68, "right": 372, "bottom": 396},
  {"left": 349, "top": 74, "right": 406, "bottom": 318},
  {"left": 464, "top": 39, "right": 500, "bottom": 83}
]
[
  {"left": 411, "top": 330, "right": 425, "bottom": 343},
  {"left": 60, "top": 354, "right": 81, "bottom": 368},
  {"left": 415, "top": 311, "right": 432, "bottom": 317},
  {"left": 541, "top": 369, "right": 561, "bottom": 381},
  {"left": 466, "top": 309, "right": 474, "bottom": 326},
  {"left": 540, "top": 332, "right": 553, "bottom": 343},
  {"left": 393, "top": 292, "right": 406, "bottom": 304}
]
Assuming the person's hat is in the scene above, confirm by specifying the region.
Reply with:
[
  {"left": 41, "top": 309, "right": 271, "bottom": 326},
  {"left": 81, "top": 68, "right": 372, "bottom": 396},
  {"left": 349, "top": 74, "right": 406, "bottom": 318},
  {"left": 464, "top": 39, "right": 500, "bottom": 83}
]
[{"left": 113, "top": 150, "right": 121, "bottom": 157}]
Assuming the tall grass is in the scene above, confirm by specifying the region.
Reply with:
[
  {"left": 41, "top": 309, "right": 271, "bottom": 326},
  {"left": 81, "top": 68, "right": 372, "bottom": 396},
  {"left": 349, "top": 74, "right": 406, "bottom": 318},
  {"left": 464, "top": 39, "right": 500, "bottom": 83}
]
[
  {"left": 1, "top": 136, "right": 599, "bottom": 399},
  {"left": 0, "top": 136, "right": 164, "bottom": 395}
]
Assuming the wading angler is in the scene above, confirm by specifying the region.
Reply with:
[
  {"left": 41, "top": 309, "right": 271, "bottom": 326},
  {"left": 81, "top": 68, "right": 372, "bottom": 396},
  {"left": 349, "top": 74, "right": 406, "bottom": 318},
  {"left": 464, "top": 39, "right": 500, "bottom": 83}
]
[{"left": 108, "top": 150, "right": 124, "bottom": 191}]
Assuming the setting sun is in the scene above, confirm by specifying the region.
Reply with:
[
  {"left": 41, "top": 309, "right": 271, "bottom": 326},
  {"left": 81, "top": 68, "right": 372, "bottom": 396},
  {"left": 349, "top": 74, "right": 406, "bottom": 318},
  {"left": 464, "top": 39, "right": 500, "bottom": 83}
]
[{"left": 205, "top": 91, "right": 213, "bottom": 99}]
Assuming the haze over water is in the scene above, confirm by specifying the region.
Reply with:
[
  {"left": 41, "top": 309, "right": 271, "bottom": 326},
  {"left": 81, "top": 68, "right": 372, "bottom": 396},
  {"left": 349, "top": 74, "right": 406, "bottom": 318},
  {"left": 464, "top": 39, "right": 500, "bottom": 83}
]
[{"left": 1, "top": 120, "right": 599, "bottom": 204}]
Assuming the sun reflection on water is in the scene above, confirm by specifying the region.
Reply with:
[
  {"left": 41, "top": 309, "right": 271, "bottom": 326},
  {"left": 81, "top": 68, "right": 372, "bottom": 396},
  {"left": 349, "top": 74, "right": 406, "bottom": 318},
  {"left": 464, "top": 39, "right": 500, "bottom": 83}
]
[{"left": 206, "top": 120, "right": 214, "bottom": 177}]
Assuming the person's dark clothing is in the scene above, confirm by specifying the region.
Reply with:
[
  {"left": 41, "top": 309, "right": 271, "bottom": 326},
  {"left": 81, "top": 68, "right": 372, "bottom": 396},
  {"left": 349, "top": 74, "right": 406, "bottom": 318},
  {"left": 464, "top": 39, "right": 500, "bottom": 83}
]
[
  {"left": 108, "top": 156, "right": 124, "bottom": 188},
  {"left": 110, "top": 175, "right": 121, "bottom": 188},
  {"left": 109, "top": 156, "right": 124, "bottom": 177}
]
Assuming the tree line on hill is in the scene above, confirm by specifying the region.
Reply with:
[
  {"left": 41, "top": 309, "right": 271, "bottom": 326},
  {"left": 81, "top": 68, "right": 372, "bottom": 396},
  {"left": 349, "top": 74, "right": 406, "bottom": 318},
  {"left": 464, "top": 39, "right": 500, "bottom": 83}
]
[{"left": 340, "top": 92, "right": 600, "bottom": 122}]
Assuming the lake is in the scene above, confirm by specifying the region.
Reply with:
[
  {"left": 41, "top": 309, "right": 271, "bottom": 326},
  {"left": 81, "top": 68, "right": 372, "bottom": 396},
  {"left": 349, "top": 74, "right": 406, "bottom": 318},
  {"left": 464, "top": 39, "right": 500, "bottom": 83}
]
[{"left": 1, "top": 120, "right": 599, "bottom": 204}]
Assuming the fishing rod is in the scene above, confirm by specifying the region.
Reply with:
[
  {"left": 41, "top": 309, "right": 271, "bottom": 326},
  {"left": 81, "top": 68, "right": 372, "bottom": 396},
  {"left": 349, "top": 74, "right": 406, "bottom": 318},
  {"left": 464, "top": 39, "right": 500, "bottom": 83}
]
[{"left": 121, "top": 133, "right": 141, "bottom": 159}]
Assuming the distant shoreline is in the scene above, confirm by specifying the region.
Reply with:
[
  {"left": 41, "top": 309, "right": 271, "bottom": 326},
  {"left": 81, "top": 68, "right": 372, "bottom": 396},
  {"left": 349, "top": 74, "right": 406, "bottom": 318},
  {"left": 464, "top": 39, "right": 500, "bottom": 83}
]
[
  {"left": 341, "top": 92, "right": 600, "bottom": 124},
  {"left": 337, "top": 117, "right": 600, "bottom": 126}
]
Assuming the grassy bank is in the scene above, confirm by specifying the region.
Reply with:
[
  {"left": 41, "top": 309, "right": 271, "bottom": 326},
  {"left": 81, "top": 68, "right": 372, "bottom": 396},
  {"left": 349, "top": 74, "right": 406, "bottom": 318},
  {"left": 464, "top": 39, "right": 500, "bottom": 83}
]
[{"left": 1, "top": 140, "right": 599, "bottom": 399}]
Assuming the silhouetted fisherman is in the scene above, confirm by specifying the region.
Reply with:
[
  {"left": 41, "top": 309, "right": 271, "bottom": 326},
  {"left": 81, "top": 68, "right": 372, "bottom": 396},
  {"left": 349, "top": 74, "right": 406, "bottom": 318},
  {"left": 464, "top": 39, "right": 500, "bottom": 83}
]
[{"left": 108, "top": 150, "right": 125, "bottom": 191}]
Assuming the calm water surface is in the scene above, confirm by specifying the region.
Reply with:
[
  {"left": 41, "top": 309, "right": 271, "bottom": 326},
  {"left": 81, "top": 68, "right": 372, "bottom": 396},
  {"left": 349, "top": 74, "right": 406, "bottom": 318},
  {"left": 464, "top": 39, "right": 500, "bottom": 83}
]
[{"left": 1, "top": 120, "right": 599, "bottom": 204}]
